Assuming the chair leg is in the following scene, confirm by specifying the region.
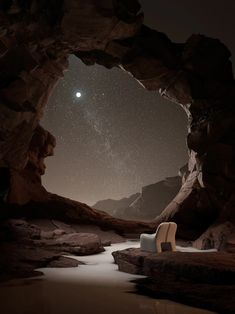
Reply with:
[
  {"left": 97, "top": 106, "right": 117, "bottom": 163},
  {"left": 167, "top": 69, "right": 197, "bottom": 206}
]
[
  {"left": 170, "top": 241, "right": 176, "bottom": 252},
  {"left": 156, "top": 240, "right": 162, "bottom": 253}
]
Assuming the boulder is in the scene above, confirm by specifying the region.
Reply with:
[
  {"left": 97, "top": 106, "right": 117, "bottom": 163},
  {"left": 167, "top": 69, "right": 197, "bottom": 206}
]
[
  {"left": 3, "top": 219, "right": 41, "bottom": 241},
  {"left": 0, "top": 242, "right": 80, "bottom": 282},
  {"left": 113, "top": 248, "right": 235, "bottom": 313},
  {"left": 39, "top": 232, "right": 105, "bottom": 255}
]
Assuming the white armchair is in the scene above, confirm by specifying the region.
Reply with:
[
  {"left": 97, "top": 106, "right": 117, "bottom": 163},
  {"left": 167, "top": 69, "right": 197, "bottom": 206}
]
[{"left": 140, "top": 222, "right": 177, "bottom": 253}]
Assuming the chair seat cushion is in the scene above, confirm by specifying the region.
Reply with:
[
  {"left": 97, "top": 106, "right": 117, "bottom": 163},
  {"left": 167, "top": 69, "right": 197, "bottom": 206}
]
[{"left": 140, "top": 233, "right": 157, "bottom": 252}]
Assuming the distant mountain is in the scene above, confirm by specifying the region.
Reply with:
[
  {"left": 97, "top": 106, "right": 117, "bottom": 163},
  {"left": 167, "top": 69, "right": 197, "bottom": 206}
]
[
  {"left": 93, "top": 174, "right": 183, "bottom": 220},
  {"left": 93, "top": 193, "right": 140, "bottom": 215},
  {"left": 128, "top": 176, "right": 182, "bottom": 219}
]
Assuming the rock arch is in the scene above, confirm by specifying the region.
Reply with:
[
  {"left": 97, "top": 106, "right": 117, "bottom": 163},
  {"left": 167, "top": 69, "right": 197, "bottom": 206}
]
[{"left": 0, "top": 1, "right": 234, "bottom": 248}]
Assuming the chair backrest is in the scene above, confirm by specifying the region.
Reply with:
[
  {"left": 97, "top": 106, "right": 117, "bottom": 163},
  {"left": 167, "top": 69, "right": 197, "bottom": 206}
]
[
  {"left": 155, "top": 222, "right": 170, "bottom": 242},
  {"left": 166, "top": 222, "right": 177, "bottom": 242}
]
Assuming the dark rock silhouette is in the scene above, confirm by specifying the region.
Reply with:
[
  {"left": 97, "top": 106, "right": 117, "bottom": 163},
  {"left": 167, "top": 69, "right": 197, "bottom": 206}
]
[
  {"left": 7, "top": 125, "right": 55, "bottom": 204},
  {"left": 0, "top": 0, "right": 234, "bottom": 249}
]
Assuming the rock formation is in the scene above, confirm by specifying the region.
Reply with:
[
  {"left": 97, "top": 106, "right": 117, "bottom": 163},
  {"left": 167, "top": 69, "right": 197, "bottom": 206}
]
[
  {"left": 0, "top": 1, "right": 235, "bottom": 248},
  {"left": 0, "top": 217, "right": 119, "bottom": 281},
  {"left": 93, "top": 175, "right": 181, "bottom": 220},
  {"left": 112, "top": 248, "right": 235, "bottom": 313},
  {"left": 7, "top": 125, "right": 56, "bottom": 204},
  {"left": 92, "top": 193, "right": 140, "bottom": 217}
]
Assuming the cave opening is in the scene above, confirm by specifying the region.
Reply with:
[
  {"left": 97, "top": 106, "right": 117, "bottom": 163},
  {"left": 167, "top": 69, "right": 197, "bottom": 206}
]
[
  {"left": 41, "top": 54, "right": 188, "bottom": 219},
  {"left": 0, "top": 0, "right": 233, "bottom": 238}
]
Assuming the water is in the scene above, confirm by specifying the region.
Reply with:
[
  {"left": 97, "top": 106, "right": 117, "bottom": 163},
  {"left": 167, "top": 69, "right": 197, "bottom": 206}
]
[{"left": 0, "top": 241, "right": 216, "bottom": 314}]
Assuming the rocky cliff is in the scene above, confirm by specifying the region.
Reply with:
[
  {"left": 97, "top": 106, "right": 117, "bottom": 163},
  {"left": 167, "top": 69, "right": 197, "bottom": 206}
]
[
  {"left": 0, "top": 0, "right": 235, "bottom": 247},
  {"left": 93, "top": 193, "right": 141, "bottom": 217},
  {"left": 93, "top": 175, "right": 181, "bottom": 220}
]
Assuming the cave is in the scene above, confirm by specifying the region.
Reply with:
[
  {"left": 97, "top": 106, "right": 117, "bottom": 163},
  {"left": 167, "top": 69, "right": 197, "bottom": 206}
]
[
  {"left": 0, "top": 1, "right": 235, "bottom": 313},
  {"left": 41, "top": 53, "right": 187, "bottom": 221},
  {"left": 1, "top": 0, "right": 234, "bottom": 244}
]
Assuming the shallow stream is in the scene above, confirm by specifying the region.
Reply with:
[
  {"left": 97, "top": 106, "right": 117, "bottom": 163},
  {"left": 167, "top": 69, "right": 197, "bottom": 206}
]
[{"left": 1, "top": 241, "right": 216, "bottom": 314}]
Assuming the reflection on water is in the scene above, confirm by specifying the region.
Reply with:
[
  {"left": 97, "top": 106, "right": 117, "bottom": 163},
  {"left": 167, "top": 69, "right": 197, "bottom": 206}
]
[{"left": 0, "top": 242, "right": 216, "bottom": 314}]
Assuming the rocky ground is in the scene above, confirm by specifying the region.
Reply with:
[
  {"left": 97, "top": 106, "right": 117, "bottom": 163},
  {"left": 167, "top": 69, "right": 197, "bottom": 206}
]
[
  {"left": 1, "top": 216, "right": 235, "bottom": 313},
  {"left": 112, "top": 248, "right": 235, "bottom": 313},
  {"left": 0, "top": 218, "right": 125, "bottom": 282}
]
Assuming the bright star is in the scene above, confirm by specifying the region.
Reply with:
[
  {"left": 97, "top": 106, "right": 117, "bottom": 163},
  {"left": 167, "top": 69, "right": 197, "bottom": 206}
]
[{"left": 76, "top": 92, "right": 82, "bottom": 98}]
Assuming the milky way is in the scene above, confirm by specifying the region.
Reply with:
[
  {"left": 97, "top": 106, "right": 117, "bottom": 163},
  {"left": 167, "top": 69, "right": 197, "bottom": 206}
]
[
  {"left": 41, "top": 0, "right": 235, "bottom": 205},
  {"left": 42, "top": 57, "right": 188, "bottom": 204}
]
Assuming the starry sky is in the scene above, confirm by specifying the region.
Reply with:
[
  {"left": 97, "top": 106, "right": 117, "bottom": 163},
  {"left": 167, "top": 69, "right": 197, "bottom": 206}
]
[{"left": 42, "top": 0, "right": 235, "bottom": 205}]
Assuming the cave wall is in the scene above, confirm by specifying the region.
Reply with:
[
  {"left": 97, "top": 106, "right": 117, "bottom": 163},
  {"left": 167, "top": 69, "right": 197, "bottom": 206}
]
[
  {"left": 0, "top": 0, "right": 235, "bottom": 244},
  {"left": 7, "top": 125, "right": 56, "bottom": 204}
]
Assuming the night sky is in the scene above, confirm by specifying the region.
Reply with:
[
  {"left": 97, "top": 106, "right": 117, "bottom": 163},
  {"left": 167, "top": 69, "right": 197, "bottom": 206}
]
[{"left": 42, "top": 0, "right": 235, "bottom": 205}]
